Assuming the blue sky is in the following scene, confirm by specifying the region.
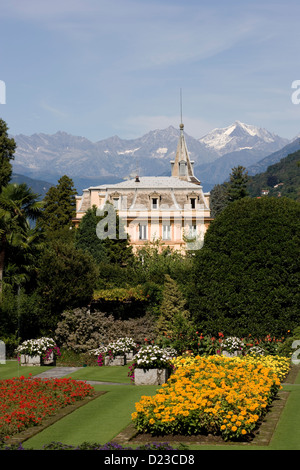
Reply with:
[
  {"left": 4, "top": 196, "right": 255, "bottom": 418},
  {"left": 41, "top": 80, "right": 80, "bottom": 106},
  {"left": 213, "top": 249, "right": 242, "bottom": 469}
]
[{"left": 1, "top": 0, "right": 300, "bottom": 141}]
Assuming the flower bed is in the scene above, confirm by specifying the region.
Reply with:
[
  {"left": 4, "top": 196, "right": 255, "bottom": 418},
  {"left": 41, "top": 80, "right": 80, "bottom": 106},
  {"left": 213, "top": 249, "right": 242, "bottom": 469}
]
[
  {"left": 0, "top": 375, "right": 94, "bottom": 442},
  {"left": 131, "top": 355, "right": 290, "bottom": 441}
]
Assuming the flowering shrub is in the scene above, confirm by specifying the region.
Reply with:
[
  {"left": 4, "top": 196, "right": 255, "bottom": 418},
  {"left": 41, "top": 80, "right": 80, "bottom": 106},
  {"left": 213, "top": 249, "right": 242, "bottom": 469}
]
[
  {"left": 244, "top": 334, "right": 286, "bottom": 356},
  {"left": 1, "top": 441, "right": 186, "bottom": 450},
  {"left": 246, "top": 345, "right": 266, "bottom": 356},
  {"left": 190, "top": 332, "right": 223, "bottom": 356},
  {"left": 15, "top": 337, "right": 60, "bottom": 362},
  {"left": 188, "top": 332, "right": 287, "bottom": 357},
  {"left": 0, "top": 375, "right": 94, "bottom": 442},
  {"left": 134, "top": 345, "right": 177, "bottom": 370},
  {"left": 55, "top": 309, "right": 156, "bottom": 354},
  {"left": 106, "top": 337, "right": 137, "bottom": 356},
  {"left": 128, "top": 346, "right": 177, "bottom": 382},
  {"left": 221, "top": 336, "right": 245, "bottom": 354},
  {"left": 132, "top": 355, "right": 290, "bottom": 441},
  {"left": 92, "top": 337, "right": 137, "bottom": 357},
  {"left": 90, "top": 337, "right": 137, "bottom": 366},
  {"left": 234, "top": 355, "right": 290, "bottom": 382},
  {"left": 93, "top": 286, "right": 148, "bottom": 302}
]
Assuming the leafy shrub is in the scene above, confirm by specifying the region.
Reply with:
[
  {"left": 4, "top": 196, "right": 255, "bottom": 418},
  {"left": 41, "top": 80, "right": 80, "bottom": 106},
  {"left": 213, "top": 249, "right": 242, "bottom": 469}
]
[
  {"left": 277, "top": 327, "right": 300, "bottom": 358},
  {"left": 55, "top": 307, "right": 156, "bottom": 353},
  {"left": 190, "top": 197, "right": 300, "bottom": 337}
]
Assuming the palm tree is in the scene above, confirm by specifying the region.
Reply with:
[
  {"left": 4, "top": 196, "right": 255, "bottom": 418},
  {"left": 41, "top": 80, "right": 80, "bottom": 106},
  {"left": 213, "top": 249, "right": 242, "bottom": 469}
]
[
  {"left": 4, "top": 220, "right": 45, "bottom": 290},
  {"left": 0, "top": 183, "right": 43, "bottom": 298}
]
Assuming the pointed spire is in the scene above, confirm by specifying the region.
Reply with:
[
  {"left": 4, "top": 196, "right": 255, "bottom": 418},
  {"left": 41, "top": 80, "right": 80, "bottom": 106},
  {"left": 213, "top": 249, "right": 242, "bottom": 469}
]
[{"left": 171, "top": 122, "right": 200, "bottom": 185}]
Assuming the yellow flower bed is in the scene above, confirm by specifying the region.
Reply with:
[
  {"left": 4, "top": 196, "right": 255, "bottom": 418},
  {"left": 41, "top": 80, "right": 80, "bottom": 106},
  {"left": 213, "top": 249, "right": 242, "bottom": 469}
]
[{"left": 132, "top": 355, "right": 290, "bottom": 441}]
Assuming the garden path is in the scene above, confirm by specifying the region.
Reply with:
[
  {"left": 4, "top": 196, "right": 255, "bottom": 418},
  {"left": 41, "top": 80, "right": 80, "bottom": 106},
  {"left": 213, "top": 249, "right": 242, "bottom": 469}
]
[
  {"left": 34, "top": 367, "right": 131, "bottom": 385},
  {"left": 35, "top": 367, "right": 82, "bottom": 379}
]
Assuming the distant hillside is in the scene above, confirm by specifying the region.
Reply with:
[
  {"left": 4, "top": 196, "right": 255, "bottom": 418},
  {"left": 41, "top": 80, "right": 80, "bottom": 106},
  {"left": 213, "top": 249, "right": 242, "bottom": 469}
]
[
  {"left": 247, "top": 150, "right": 300, "bottom": 201},
  {"left": 11, "top": 173, "right": 53, "bottom": 199},
  {"left": 247, "top": 138, "right": 300, "bottom": 175}
]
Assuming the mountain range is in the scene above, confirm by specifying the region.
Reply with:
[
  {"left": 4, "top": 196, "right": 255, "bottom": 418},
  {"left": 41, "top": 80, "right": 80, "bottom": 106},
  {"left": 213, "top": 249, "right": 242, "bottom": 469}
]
[
  {"left": 247, "top": 149, "right": 300, "bottom": 201},
  {"left": 11, "top": 121, "right": 299, "bottom": 194}
]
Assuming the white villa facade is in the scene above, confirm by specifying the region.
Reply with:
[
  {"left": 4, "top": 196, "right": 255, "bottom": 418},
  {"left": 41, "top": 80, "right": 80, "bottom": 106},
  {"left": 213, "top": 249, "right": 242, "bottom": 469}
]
[{"left": 74, "top": 123, "right": 212, "bottom": 252}]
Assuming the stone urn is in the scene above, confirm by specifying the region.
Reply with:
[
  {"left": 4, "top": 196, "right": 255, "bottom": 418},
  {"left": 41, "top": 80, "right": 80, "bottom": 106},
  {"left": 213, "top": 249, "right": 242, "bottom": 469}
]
[{"left": 134, "top": 368, "right": 170, "bottom": 385}]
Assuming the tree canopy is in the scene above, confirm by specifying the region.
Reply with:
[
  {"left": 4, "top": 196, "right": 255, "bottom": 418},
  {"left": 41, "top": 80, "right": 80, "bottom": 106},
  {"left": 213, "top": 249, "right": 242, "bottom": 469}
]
[
  {"left": 36, "top": 240, "right": 98, "bottom": 331},
  {"left": 0, "top": 183, "right": 43, "bottom": 298},
  {"left": 0, "top": 119, "right": 16, "bottom": 190},
  {"left": 189, "top": 197, "right": 300, "bottom": 337},
  {"left": 75, "top": 205, "right": 107, "bottom": 264}
]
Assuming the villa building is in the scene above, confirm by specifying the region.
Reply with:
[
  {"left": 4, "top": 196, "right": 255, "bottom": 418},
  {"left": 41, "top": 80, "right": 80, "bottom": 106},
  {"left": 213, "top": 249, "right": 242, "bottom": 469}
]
[{"left": 74, "top": 123, "right": 212, "bottom": 252}]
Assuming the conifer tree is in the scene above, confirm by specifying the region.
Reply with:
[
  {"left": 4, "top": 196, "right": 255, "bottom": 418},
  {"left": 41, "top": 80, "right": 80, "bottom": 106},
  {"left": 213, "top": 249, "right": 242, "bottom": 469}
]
[
  {"left": 210, "top": 166, "right": 249, "bottom": 217},
  {"left": 156, "top": 275, "right": 193, "bottom": 352},
  {"left": 41, "top": 175, "right": 77, "bottom": 236},
  {"left": 227, "top": 165, "right": 249, "bottom": 202}
]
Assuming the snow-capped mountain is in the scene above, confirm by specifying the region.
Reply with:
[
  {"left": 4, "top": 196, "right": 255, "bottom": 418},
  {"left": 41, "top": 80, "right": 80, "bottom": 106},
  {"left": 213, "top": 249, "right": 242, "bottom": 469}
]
[
  {"left": 199, "top": 121, "right": 289, "bottom": 156},
  {"left": 12, "top": 126, "right": 218, "bottom": 191},
  {"left": 11, "top": 122, "right": 292, "bottom": 193}
]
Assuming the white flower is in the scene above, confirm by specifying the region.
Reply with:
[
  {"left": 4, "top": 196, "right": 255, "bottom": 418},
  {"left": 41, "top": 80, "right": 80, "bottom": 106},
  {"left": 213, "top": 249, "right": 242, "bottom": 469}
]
[{"left": 16, "top": 337, "right": 57, "bottom": 356}]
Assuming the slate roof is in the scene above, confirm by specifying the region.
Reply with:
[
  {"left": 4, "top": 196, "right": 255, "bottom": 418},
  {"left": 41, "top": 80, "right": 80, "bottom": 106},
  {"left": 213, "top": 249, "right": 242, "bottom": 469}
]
[{"left": 85, "top": 176, "right": 204, "bottom": 191}]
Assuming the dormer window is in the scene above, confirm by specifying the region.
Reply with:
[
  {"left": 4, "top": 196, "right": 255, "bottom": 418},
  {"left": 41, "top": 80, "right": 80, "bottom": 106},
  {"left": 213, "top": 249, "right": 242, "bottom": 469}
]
[
  {"left": 110, "top": 191, "right": 121, "bottom": 210},
  {"left": 150, "top": 192, "right": 160, "bottom": 210},
  {"left": 152, "top": 197, "right": 158, "bottom": 209},
  {"left": 112, "top": 198, "right": 120, "bottom": 210},
  {"left": 179, "top": 161, "right": 187, "bottom": 176},
  {"left": 187, "top": 192, "right": 198, "bottom": 209}
]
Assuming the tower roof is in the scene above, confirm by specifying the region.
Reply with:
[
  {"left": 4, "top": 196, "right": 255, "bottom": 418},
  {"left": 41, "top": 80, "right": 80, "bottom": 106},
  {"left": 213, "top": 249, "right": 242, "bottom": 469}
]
[{"left": 170, "top": 123, "right": 201, "bottom": 185}]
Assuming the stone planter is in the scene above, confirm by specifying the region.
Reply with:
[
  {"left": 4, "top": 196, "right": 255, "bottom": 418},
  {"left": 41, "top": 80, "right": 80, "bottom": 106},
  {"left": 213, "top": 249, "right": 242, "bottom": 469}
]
[
  {"left": 105, "top": 355, "right": 126, "bottom": 366},
  {"left": 134, "top": 368, "right": 170, "bottom": 385},
  {"left": 42, "top": 351, "right": 56, "bottom": 366},
  {"left": 222, "top": 350, "right": 242, "bottom": 358},
  {"left": 126, "top": 351, "right": 134, "bottom": 362},
  {"left": 20, "top": 354, "right": 41, "bottom": 366},
  {"left": 20, "top": 352, "right": 56, "bottom": 366}
]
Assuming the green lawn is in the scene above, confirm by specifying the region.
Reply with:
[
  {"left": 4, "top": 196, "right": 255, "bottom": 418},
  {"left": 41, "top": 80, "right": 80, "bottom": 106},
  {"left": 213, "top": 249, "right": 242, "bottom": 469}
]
[
  {"left": 1, "top": 361, "right": 300, "bottom": 450},
  {"left": 64, "top": 363, "right": 133, "bottom": 384},
  {"left": 0, "top": 361, "right": 57, "bottom": 380}
]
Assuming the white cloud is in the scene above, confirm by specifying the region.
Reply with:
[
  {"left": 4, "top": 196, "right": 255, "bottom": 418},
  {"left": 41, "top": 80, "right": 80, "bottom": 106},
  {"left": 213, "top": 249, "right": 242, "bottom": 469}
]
[{"left": 40, "top": 100, "right": 69, "bottom": 119}]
